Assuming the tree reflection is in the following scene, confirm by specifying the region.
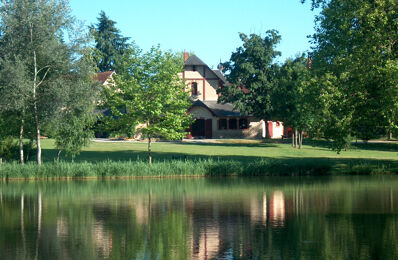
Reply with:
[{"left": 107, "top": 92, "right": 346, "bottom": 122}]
[{"left": 0, "top": 178, "right": 397, "bottom": 259}]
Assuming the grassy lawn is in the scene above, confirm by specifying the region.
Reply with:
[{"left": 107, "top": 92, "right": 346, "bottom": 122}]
[
  {"left": 1, "top": 139, "right": 396, "bottom": 178},
  {"left": 40, "top": 139, "right": 398, "bottom": 163}
]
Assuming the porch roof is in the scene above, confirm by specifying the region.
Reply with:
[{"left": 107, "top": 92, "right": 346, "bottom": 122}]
[{"left": 189, "top": 100, "right": 248, "bottom": 117}]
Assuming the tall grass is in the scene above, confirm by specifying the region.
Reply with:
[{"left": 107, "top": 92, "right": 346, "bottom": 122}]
[{"left": 0, "top": 158, "right": 396, "bottom": 180}]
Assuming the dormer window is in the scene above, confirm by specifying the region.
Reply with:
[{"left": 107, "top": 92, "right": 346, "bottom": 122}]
[
  {"left": 192, "top": 82, "right": 198, "bottom": 96},
  {"left": 192, "top": 65, "right": 196, "bottom": 72}
]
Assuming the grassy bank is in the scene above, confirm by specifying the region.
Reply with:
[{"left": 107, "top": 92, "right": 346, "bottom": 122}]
[
  {"left": 0, "top": 139, "right": 397, "bottom": 179},
  {"left": 0, "top": 158, "right": 397, "bottom": 179}
]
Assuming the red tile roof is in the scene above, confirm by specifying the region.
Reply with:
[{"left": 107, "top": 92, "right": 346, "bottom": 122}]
[{"left": 94, "top": 71, "right": 115, "bottom": 85}]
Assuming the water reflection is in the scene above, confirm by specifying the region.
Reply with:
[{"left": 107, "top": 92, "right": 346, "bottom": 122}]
[{"left": 0, "top": 177, "right": 397, "bottom": 259}]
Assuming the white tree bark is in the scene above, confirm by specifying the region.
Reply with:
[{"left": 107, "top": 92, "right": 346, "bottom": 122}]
[{"left": 19, "top": 117, "right": 24, "bottom": 164}]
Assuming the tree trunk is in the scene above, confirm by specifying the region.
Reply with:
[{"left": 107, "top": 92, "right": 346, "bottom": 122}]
[
  {"left": 299, "top": 130, "right": 303, "bottom": 149},
  {"left": 31, "top": 24, "right": 42, "bottom": 166},
  {"left": 33, "top": 92, "right": 41, "bottom": 166},
  {"left": 294, "top": 129, "right": 298, "bottom": 148},
  {"left": 292, "top": 130, "right": 295, "bottom": 148},
  {"left": 148, "top": 135, "right": 152, "bottom": 164},
  {"left": 264, "top": 120, "right": 270, "bottom": 139},
  {"left": 19, "top": 118, "right": 24, "bottom": 165},
  {"left": 57, "top": 150, "right": 62, "bottom": 162},
  {"left": 388, "top": 131, "right": 393, "bottom": 140}
]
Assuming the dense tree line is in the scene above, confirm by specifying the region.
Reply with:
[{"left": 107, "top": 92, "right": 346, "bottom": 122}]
[{"left": 220, "top": 0, "right": 398, "bottom": 151}]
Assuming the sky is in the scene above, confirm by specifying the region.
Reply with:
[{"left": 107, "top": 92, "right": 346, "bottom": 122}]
[{"left": 69, "top": 0, "right": 319, "bottom": 68}]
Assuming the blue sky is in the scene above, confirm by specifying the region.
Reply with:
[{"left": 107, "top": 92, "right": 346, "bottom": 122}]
[{"left": 69, "top": 0, "right": 318, "bottom": 68}]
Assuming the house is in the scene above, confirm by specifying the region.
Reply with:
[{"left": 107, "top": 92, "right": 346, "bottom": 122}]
[
  {"left": 93, "top": 71, "right": 116, "bottom": 138},
  {"left": 182, "top": 53, "right": 283, "bottom": 139},
  {"left": 93, "top": 56, "right": 284, "bottom": 140}
]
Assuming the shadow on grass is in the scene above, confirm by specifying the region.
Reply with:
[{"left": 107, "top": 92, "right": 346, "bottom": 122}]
[{"left": 298, "top": 139, "right": 398, "bottom": 153}]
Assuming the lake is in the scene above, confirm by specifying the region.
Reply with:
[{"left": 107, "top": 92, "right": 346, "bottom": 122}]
[{"left": 0, "top": 176, "right": 397, "bottom": 259}]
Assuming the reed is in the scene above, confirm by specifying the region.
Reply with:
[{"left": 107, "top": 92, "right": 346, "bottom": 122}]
[{"left": 0, "top": 157, "right": 396, "bottom": 180}]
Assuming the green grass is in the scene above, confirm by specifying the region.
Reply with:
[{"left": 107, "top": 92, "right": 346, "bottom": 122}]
[
  {"left": 40, "top": 139, "right": 398, "bottom": 162},
  {"left": 0, "top": 139, "right": 397, "bottom": 178}
]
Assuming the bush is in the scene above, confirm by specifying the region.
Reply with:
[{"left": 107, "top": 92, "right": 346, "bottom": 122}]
[{"left": 0, "top": 138, "right": 36, "bottom": 162}]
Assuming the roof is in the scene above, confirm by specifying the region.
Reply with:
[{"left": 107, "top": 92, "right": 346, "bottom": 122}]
[
  {"left": 94, "top": 71, "right": 115, "bottom": 85},
  {"left": 184, "top": 55, "right": 207, "bottom": 66},
  {"left": 189, "top": 100, "right": 248, "bottom": 117},
  {"left": 184, "top": 54, "right": 229, "bottom": 85},
  {"left": 212, "top": 69, "right": 228, "bottom": 84}
]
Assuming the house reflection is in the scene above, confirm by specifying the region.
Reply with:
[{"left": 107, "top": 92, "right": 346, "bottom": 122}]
[
  {"left": 249, "top": 191, "right": 286, "bottom": 227},
  {"left": 192, "top": 225, "right": 220, "bottom": 260},
  {"left": 92, "top": 220, "right": 113, "bottom": 258},
  {"left": 250, "top": 194, "right": 267, "bottom": 226},
  {"left": 269, "top": 191, "right": 285, "bottom": 227}
]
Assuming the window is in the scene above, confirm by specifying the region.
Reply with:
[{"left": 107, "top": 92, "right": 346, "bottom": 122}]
[
  {"left": 191, "top": 82, "right": 198, "bottom": 96},
  {"left": 239, "top": 118, "right": 248, "bottom": 129},
  {"left": 218, "top": 119, "right": 227, "bottom": 130},
  {"left": 192, "top": 65, "right": 196, "bottom": 72},
  {"left": 229, "top": 118, "right": 237, "bottom": 130}
]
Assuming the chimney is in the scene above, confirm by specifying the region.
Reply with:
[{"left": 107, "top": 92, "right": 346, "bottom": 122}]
[{"left": 184, "top": 52, "right": 189, "bottom": 61}]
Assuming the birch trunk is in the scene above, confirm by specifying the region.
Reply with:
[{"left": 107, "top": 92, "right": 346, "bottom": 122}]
[
  {"left": 148, "top": 135, "right": 152, "bottom": 164},
  {"left": 30, "top": 23, "right": 49, "bottom": 166},
  {"left": 19, "top": 117, "right": 24, "bottom": 164},
  {"left": 33, "top": 54, "right": 42, "bottom": 166}
]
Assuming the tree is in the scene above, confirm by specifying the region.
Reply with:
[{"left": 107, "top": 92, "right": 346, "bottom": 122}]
[
  {"left": 0, "top": 57, "right": 31, "bottom": 163},
  {"left": 90, "top": 11, "right": 130, "bottom": 72},
  {"left": 51, "top": 54, "right": 100, "bottom": 160},
  {"left": 219, "top": 31, "right": 281, "bottom": 138},
  {"left": 305, "top": 0, "right": 398, "bottom": 147},
  {"left": 273, "top": 55, "right": 316, "bottom": 148},
  {"left": 104, "top": 46, "right": 192, "bottom": 164},
  {"left": 0, "top": 0, "right": 97, "bottom": 165}
]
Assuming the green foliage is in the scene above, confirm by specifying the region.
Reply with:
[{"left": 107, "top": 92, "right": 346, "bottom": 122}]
[
  {"left": 0, "top": 138, "right": 18, "bottom": 161},
  {"left": 0, "top": 0, "right": 98, "bottom": 163},
  {"left": 90, "top": 11, "right": 130, "bottom": 72},
  {"left": 308, "top": 0, "right": 398, "bottom": 149},
  {"left": 104, "top": 45, "right": 193, "bottom": 160},
  {"left": 273, "top": 55, "right": 315, "bottom": 132},
  {"left": 0, "top": 138, "right": 35, "bottom": 162},
  {"left": 219, "top": 31, "right": 281, "bottom": 137},
  {"left": 51, "top": 54, "right": 100, "bottom": 157}
]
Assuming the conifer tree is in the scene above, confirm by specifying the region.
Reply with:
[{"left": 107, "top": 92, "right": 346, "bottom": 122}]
[{"left": 90, "top": 11, "right": 130, "bottom": 72}]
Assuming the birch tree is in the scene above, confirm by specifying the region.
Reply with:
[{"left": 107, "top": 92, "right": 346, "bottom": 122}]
[{"left": 0, "top": 0, "right": 95, "bottom": 165}]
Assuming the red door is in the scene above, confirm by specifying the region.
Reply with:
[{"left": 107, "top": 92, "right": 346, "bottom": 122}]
[{"left": 205, "top": 119, "right": 212, "bottom": 139}]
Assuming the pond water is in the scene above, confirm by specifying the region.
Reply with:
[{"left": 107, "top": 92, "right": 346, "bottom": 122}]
[{"left": 0, "top": 176, "right": 397, "bottom": 259}]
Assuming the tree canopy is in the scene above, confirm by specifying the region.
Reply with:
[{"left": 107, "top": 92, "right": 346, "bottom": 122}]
[
  {"left": 0, "top": 0, "right": 99, "bottom": 164},
  {"left": 308, "top": 0, "right": 398, "bottom": 147},
  {"left": 104, "top": 46, "right": 192, "bottom": 163},
  {"left": 219, "top": 31, "right": 281, "bottom": 138},
  {"left": 90, "top": 11, "right": 130, "bottom": 72}
]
